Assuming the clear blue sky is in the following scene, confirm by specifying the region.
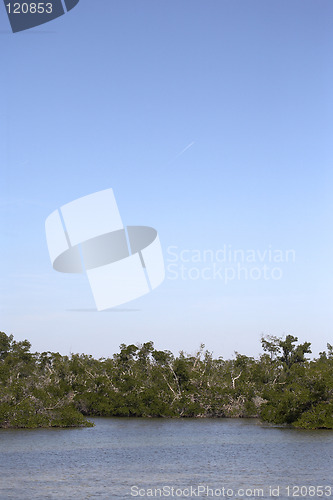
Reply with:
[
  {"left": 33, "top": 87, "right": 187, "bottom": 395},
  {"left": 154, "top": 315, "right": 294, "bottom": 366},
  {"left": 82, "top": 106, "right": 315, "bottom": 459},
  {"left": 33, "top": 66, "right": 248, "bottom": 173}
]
[{"left": 1, "top": 0, "right": 332, "bottom": 359}]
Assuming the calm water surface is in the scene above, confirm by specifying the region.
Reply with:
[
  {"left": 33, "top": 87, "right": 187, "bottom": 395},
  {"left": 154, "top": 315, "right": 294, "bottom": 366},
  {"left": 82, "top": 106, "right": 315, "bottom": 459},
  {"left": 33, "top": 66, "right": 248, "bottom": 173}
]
[{"left": 0, "top": 418, "right": 332, "bottom": 499}]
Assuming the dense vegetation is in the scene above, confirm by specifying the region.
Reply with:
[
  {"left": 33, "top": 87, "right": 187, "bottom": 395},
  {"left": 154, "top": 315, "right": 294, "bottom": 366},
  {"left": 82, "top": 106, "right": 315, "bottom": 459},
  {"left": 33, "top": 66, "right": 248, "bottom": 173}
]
[{"left": 0, "top": 332, "right": 332, "bottom": 429}]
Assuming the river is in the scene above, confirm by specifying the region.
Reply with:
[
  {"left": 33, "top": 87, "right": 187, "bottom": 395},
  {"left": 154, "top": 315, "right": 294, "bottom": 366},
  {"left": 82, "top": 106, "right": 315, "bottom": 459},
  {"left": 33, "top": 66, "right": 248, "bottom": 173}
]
[{"left": 0, "top": 418, "right": 332, "bottom": 499}]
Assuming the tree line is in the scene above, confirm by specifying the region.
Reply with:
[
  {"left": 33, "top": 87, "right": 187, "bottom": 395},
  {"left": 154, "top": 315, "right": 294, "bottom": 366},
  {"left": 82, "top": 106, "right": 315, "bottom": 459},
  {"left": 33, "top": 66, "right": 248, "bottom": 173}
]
[{"left": 0, "top": 331, "right": 332, "bottom": 429}]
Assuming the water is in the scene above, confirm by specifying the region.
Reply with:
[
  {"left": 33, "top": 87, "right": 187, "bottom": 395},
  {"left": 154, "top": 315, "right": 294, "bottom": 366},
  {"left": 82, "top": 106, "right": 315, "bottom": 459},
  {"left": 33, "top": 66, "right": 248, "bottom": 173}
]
[{"left": 0, "top": 418, "right": 332, "bottom": 499}]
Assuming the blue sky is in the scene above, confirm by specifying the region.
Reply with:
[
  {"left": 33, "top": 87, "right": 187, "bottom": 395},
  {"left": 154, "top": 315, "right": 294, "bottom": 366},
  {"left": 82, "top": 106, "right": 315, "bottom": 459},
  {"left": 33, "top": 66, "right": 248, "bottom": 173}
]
[{"left": 1, "top": 0, "right": 332, "bottom": 359}]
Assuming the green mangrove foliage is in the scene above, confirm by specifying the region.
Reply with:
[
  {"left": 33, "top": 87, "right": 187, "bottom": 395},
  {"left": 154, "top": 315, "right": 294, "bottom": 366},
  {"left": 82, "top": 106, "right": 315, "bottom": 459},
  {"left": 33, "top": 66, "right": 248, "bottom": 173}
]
[{"left": 0, "top": 332, "right": 332, "bottom": 429}]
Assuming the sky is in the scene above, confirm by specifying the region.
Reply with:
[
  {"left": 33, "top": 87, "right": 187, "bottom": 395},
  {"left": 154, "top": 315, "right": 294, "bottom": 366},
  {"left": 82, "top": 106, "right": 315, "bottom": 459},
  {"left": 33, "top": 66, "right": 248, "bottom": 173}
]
[{"left": 1, "top": 0, "right": 332, "bottom": 360}]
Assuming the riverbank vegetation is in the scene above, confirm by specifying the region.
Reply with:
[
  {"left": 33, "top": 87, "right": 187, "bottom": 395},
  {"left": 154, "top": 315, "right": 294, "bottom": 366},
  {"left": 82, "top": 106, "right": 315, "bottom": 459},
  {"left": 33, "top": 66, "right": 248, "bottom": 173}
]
[{"left": 0, "top": 332, "right": 332, "bottom": 429}]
